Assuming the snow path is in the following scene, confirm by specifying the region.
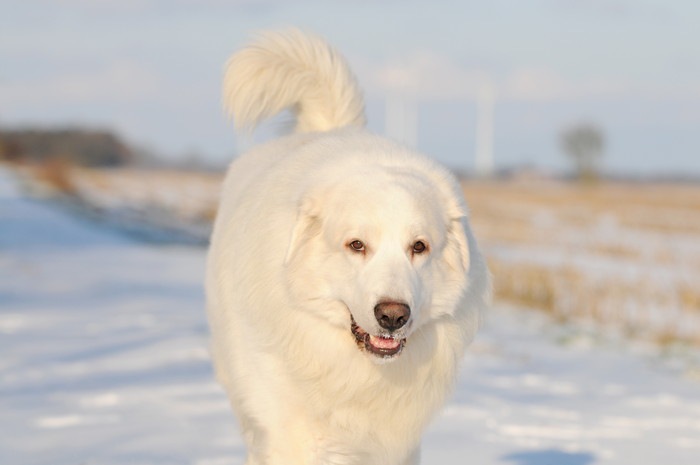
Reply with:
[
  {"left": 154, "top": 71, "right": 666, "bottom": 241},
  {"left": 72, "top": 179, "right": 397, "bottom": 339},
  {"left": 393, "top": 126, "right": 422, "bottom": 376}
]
[{"left": 1, "top": 167, "right": 699, "bottom": 465}]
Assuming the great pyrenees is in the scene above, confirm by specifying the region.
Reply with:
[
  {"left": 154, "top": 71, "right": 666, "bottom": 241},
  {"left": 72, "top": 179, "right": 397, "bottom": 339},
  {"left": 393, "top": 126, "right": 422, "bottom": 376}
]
[{"left": 206, "top": 30, "right": 490, "bottom": 465}]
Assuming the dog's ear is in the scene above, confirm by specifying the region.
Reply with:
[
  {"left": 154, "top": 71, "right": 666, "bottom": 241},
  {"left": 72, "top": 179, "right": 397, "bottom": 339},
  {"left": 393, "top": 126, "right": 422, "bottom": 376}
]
[
  {"left": 444, "top": 215, "right": 470, "bottom": 274},
  {"left": 284, "top": 195, "right": 321, "bottom": 264},
  {"left": 423, "top": 167, "right": 472, "bottom": 274}
]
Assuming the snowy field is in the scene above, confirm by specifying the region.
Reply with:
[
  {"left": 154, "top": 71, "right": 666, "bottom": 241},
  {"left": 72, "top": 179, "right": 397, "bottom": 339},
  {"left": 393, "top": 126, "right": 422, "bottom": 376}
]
[
  {"left": 19, "top": 164, "right": 700, "bottom": 345},
  {"left": 2, "top": 165, "right": 700, "bottom": 465}
]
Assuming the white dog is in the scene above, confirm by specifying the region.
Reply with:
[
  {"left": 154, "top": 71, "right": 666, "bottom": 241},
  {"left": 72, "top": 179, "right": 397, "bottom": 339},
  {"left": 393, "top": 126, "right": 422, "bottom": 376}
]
[{"left": 206, "top": 30, "right": 490, "bottom": 465}]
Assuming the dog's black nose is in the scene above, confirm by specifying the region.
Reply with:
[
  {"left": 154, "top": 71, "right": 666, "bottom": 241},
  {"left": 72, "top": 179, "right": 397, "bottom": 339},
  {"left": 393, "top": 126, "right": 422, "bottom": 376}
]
[{"left": 374, "top": 301, "right": 410, "bottom": 331}]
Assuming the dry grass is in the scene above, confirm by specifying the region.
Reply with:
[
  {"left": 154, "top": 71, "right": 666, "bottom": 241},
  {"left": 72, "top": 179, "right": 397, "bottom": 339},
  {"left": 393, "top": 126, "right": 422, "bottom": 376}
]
[
  {"left": 465, "top": 179, "right": 700, "bottom": 347},
  {"left": 63, "top": 167, "right": 222, "bottom": 224},
  {"left": 16, "top": 164, "right": 700, "bottom": 347},
  {"left": 29, "top": 157, "right": 78, "bottom": 195},
  {"left": 464, "top": 180, "right": 700, "bottom": 235}
]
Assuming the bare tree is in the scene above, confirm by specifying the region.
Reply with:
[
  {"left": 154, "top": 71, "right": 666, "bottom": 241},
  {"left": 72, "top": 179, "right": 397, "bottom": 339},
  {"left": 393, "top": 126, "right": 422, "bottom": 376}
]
[{"left": 561, "top": 123, "right": 605, "bottom": 182}]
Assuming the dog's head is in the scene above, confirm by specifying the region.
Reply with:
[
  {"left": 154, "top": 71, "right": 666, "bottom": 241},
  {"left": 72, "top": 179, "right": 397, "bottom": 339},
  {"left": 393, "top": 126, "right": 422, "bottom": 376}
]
[{"left": 284, "top": 161, "right": 485, "bottom": 362}]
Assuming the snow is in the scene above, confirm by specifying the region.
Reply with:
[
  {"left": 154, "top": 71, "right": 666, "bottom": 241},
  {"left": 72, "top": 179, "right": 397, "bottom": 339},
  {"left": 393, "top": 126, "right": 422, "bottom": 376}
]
[{"left": 1, "top": 166, "right": 699, "bottom": 465}]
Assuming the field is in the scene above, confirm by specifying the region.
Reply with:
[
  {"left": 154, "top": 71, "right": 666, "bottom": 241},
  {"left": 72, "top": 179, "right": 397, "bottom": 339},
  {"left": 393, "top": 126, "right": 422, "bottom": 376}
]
[
  {"left": 19, "top": 163, "right": 700, "bottom": 348},
  {"left": 3, "top": 164, "right": 700, "bottom": 464},
  {"left": 463, "top": 179, "right": 700, "bottom": 347}
]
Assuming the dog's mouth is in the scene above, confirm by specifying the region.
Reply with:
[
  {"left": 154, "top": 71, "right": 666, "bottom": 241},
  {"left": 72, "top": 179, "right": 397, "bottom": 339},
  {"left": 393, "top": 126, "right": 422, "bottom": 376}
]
[{"left": 350, "top": 316, "right": 406, "bottom": 358}]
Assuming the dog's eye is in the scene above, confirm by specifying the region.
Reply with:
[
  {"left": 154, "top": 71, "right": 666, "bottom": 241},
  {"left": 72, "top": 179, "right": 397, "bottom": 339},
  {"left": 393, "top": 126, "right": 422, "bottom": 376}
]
[
  {"left": 412, "top": 241, "right": 428, "bottom": 255},
  {"left": 348, "top": 240, "right": 365, "bottom": 252}
]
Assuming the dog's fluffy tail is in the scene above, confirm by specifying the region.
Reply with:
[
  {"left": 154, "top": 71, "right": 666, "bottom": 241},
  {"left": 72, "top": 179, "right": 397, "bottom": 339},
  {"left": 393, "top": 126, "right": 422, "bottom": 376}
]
[{"left": 223, "top": 29, "right": 366, "bottom": 134}]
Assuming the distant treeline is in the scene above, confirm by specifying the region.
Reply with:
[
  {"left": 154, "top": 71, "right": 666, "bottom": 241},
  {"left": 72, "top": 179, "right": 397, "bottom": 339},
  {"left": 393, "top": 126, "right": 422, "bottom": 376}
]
[{"left": 0, "top": 127, "right": 133, "bottom": 166}]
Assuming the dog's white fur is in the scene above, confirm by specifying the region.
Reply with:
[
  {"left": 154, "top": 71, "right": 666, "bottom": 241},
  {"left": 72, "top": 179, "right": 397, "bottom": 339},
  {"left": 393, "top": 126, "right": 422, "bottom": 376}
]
[{"left": 206, "top": 30, "right": 490, "bottom": 465}]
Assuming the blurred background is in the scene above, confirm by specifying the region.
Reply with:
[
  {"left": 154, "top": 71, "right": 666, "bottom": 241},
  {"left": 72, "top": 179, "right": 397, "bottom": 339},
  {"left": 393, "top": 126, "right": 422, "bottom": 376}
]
[
  {"left": 2, "top": 1, "right": 700, "bottom": 464},
  {"left": 2, "top": 0, "right": 700, "bottom": 176}
]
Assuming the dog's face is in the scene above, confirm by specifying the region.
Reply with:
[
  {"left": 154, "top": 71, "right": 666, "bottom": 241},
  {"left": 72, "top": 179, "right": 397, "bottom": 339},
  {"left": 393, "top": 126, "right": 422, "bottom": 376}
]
[{"left": 285, "top": 168, "right": 472, "bottom": 362}]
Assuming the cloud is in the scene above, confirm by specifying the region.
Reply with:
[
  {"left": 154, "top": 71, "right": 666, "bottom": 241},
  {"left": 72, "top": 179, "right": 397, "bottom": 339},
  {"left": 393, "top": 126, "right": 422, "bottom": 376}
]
[
  {"left": 545, "top": 0, "right": 670, "bottom": 19},
  {"left": 0, "top": 61, "right": 162, "bottom": 106},
  {"left": 31, "top": 0, "right": 274, "bottom": 12},
  {"left": 359, "top": 49, "right": 699, "bottom": 103},
  {"left": 361, "top": 51, "right": 578, "bottom": 101},
  {"left": 502, "top": 67, "right": 700, "bottom": 102},
  {"left": 362, "top": 50, "right": 491, "bottom": 100}
]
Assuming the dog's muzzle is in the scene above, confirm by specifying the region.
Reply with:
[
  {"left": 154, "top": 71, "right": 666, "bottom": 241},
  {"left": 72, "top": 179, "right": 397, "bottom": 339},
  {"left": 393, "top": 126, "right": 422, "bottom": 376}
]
[{"left": 350, "top": 304, "right": 409, "bottom": 359}]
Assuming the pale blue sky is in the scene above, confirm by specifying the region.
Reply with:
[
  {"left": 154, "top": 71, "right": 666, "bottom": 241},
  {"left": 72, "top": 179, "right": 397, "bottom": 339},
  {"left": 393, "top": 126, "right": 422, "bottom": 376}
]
[{"left": 1, "top": 0, "right": 699, "bottom": 175}]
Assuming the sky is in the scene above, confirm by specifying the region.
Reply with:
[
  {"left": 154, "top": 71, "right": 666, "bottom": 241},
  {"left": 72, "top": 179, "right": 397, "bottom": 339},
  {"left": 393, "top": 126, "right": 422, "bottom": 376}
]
[{"left": 1, "top": 0, "right": 699, "bottom": 175}]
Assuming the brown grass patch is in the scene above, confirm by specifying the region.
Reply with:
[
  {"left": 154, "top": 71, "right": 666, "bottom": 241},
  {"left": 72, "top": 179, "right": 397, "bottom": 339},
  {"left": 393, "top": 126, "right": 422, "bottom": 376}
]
[
  {"left": 489, "top": 259, "right": 554, "bottom": 313},
  {"left": 468, "top": 179, "right": 700, "bottom": 346},
  {"left": 679, "top": 285, "right": 700, "bottom": 313},
  {"left": 30, "top": 157, "right": 77, "bottom": 195}
]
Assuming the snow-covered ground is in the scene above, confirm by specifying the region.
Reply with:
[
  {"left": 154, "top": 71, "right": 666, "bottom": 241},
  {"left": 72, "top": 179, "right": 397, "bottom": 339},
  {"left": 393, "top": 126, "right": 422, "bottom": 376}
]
[
  {"left": 2, "top": 166, "right": 700, "bottom": 465},
  {"left": 21, "top": 165, "right": 700, "bottom": 344}
]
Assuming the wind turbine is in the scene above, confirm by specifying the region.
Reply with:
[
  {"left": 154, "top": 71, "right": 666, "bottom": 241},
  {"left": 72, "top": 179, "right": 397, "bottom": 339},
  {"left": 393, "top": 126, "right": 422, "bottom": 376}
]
[
  {"left": 385, "top": 93, "right": 418, "bottom": 149},
  {"left": 475, "top": 80, "right": 495, "bottom": 177}
]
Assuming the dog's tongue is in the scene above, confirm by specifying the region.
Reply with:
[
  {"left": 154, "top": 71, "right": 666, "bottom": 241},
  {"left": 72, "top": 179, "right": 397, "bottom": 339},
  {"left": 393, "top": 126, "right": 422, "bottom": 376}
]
[{"left": 369, "top": 335, "right": 400, "bottom": 350}]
